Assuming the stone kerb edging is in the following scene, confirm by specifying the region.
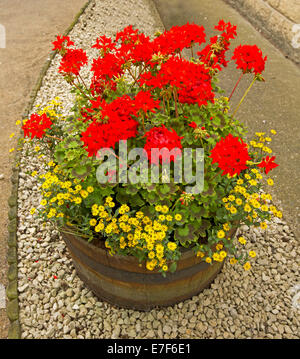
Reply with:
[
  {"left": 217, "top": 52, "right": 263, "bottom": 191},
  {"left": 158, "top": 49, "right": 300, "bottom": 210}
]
[{"left": 5, "top": 0, "right": 94, "bottom": 339}]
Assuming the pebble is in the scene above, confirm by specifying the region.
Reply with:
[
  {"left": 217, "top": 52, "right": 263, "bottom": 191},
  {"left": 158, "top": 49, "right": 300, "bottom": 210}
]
[
  {"left": 18, "top": 283, "right": 29, "bottom": 293},
  {"left": 163, "top": 325, "right": 172, "bottom": 334}
]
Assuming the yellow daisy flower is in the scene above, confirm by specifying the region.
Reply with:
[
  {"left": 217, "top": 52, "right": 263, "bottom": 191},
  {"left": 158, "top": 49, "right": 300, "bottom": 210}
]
[
  {"left": 249, "top": 250, "right": 256, "bottom": 258},
  {"left": 217, "top": 230, "right": 225, "bottom": 239},
  {"left": 260, "top": 222, "right": 267, "bottom": 230},
  {"left": 243, "top": 262, "right": 251, "bottom": 271},
  {"left": 238, "top": 236, "right": 246, "bottom": 245},
  {"left": 230, "top": 258, "right": 237, "bottom": 265},
  {"left": 174, "top": 214, "right": 182, "bottom": 221}
]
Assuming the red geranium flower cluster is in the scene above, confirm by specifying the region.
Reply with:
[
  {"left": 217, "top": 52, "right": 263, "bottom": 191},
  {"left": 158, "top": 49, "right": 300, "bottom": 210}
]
[
  {"left": 133, "top": 90, "right": 160, "bottom": 115},
  {"left": 232, "top": 44, "right": 267, "bottom": 74},
  {"left": 22, "top": 113, "right": 53, "bottom": 139},
  {"left": 215, "top": 19, "right": 237, "bottom": 41},
  {"left": 52, "top": 35, "right": 74, "bottom": 51},
  {"left": 81, "top": 91, "right": 160, "bottom": 157},
  {"left": 92, "top": 35, "right": 115, "bottom": 54},
  {"left": 144, "top": 125, "right": 183, "bottom": 165},
  {"left": 140, "top": 57, "right": 214, "bottom": 106},
  {"left": 81, "top": 96, "right": 138, "bottom": 157},
  {"left": 258, "top": 155, "right": 278, "bottom": 174},
  {"left": 90, "top": 52, "right": 124, "bottom": 93},
  {"left": 89, "top": 23, "right": 208, "bottom": 95},
  {"left": 198, "top": 19, "right": 237, "bottom": 71},
  {"left": 90, "top": 26, "right": 154, "bottom": 94},
  {"left": 49, "top": 22, "right": 270, "bottom": 167},
  {"left": 52, "top": 35, "right": 88, "bottom": 76},
  {"left": 152, "top": 22, "right": 206, "bottom": 54},
  {"left": 210, "top": 134, "right": 251, "bottom": 176},
  {"left": 115, "top": 25, "right": 154, "bottom": 64},
  {"left": 58, "top": 48, "right": 88, "bottom": 76}
]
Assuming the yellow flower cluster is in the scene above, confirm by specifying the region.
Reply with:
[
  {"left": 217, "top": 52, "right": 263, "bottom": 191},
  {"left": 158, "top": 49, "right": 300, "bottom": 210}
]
[
  {"left": 222, "top": 167, "right": 282, "bottom": 226},
  {"left": 202, "top": 225, "right": 233, "bottom": 264},
  {"left": 218, "top": 151, "right": 282, "bottom": 270},
  {"left": 89, "top": 200, "right": 181, "bottom": 272},
  {"left": 249, "top": 130, "right": 276, "bottom": 154},
  {"left": 35, "top": 97, "right": 65, "bottom": 120},
  {"left": 37, "top": 165, "right": 95, "bottom": 220}
]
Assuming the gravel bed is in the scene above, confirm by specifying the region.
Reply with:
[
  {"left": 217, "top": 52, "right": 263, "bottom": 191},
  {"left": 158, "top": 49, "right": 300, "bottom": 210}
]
[{"left": 16, "top": 0, "right": 300, "bottom": 339}]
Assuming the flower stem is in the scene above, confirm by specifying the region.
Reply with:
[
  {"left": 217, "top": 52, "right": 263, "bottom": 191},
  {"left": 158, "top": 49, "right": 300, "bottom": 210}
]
[
  {"left": 232, "top": 76, "right": 256, "bottom": 118},
  {"left": 71, "top": 80, "right": 92, "bottom": 100},
  {"left": 141, "top": 112, "right": 145, "bottom": 133},
  {"left": 211, "top": 169, "right": 223, "bottom": 181},
  {"left": 228, "top": 72, "right": 244, "bottom": 101},
  {"left": 127, "top": 67, "right": 140, "bottom": 87},
  {"left": 45, "top": 134, "right": 61, "bottom": 141},
  {"left": 162, "top": 96, "right": 166, "bottom": 115},
  {"left": 190, "top": 45, "right": 194, "bottom": 58},
  {"left": 173, "top": 88, "right": 178, "bottom": 118},
  {"left": 171, "top": 197, "right": 181, "bottom": 211},
  {"left": 77, "top": 73, "right": 89, "bottom": 92},
  {"left": 167, "top": 99, "right": 170, "bottom": 117}
]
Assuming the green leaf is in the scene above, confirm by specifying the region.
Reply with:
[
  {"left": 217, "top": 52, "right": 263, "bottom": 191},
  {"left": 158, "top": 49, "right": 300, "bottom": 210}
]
[
  {"left": 160, "top": 184, "right": 170, "bottom": 194},
  {"left": 125, "top": 185, "right": 139, "bottom": 195},
  {"left": 68, "top": 140, "right": 80, "bottom": 149},
  {"left": 54, "top": 150, "right": 65, "bottom": 163},
  {"left": 73, "top": 165, "right": 88, "bottom": 176},
  {"left": 197, "top": 219, "right": 211, "bottom": 237},
  {"left": 174, "top": 223, "right": 198, "bottom": 247},
  {"left": 169, "top": 262, "right": 177, "bottom": 273},
  {"left": 177, "top": 226, "right": 189, "bottom": 237},
  {"left": 116, "top": 189, "right": 129, "bottom": 204},
  {"left": 202, "top": 185, "right": 215, "bottom": 197},
  {"left": 129, "top": 194, "right": 145, "bottom": 207},
  {"left": 189, "top": 203, "right": 207, "bottom": 220},
  {"left": 142, "top": 183, "right": 156, "bottom": 192}
]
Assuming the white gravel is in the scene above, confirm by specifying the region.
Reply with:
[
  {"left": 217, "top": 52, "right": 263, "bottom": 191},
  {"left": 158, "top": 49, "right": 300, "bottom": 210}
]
[{"left": 16, "top": 0, "right": 300, "bottom": 339}]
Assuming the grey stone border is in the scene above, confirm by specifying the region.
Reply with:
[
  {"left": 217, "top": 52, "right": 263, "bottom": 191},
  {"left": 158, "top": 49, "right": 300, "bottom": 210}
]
[{"left": 5, "top": 0, "right": 94, "bottom": 339}]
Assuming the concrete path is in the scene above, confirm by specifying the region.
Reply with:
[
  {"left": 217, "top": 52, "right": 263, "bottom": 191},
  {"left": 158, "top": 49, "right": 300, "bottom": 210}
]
[
  {"left": 0, "top": 0, "right": 86, "bottom": 338},
  {"left": 153, "top": 0, "right": 300, "bottom": 239}
]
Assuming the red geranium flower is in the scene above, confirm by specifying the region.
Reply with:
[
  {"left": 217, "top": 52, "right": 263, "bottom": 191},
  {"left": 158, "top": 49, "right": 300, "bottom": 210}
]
[
  {"left": 115, "top": 25, "right": 139, "bottom": 44},
  {"left": 92, "top": 35, "right": 116, "bottom": 54},
  {"left": 215, "top": 19, "right": 237, "bottom": 41},
  {"left": 52, "top": 35, "right": 74, "bottom": 51},
  {"left": 257, "top": 156, "right": 278, "bottom": 174},
  {"left": 232, "top": 44, "right": 267, "bottom": 74},
  {"left": 210, "top": 134, "right": 251, "bottom": 176},
  {"left": 80, "top": 95, "right": 140, "bottom": 156},
  {"left": 198, "top": 20, "right": 237, "bottom": 71},
  {"left": 58, "top": 48, "right": 88, "bottom": 75},
  {"left": 22, "top": 113, "right": 53, "bottom": 139},
  {"left": 90, "top": 52, "right": 124, "bottom": 93},
  {"left": 152, "top": 22, "right": 206, "bottom": 55},
  {"left": 134, "top": 90, "right": 160, "bottom": 115},
  {"left": 144, "top": 125, "right": 183, "bottom": 164},
  {"left": 140, "top": 56, "right": 214, "bottom": 106}
]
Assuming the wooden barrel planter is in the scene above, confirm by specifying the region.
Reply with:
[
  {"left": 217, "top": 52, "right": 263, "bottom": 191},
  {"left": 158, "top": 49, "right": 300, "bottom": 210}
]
[{"left": 61, "top": 227, "right": 236, "bottom": 311}]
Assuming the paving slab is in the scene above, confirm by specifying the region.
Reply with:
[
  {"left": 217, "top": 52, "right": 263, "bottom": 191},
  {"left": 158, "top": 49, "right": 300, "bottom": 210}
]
[{"left": 153, "top": 0, "right": 300, "bottom": 239}]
